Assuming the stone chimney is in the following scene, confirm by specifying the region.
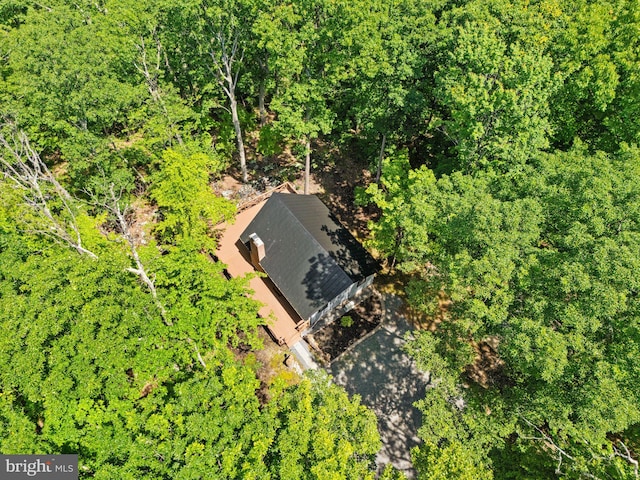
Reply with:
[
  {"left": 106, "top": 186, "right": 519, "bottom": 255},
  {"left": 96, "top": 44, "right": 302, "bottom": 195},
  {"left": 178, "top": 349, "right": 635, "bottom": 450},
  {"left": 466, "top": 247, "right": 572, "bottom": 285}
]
[{"left": 248, "top": 233, "right": 265, "bottom": 271}]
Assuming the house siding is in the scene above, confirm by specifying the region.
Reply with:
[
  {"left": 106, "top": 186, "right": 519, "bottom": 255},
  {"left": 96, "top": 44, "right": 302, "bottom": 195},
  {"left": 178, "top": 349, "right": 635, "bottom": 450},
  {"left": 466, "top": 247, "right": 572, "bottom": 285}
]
[
  {"left": 308, "top": 275, "right": 374, "bottom": 327},
  {"left": 240, "top": 193, "right": 379, "bottom": 329}
]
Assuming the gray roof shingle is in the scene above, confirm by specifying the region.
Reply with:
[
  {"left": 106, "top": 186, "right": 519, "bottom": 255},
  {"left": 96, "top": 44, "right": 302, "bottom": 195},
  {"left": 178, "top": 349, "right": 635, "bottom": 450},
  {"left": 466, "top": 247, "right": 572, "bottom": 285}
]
[{"left": 239, "top": 193, "right": 378, "bottom": 320}]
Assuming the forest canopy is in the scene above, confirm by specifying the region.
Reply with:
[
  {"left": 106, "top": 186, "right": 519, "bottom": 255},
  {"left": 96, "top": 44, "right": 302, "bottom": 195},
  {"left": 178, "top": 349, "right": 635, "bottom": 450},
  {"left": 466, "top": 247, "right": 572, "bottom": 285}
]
[{"left": 1, "top": 0, "right": 639, "bottom": 478}]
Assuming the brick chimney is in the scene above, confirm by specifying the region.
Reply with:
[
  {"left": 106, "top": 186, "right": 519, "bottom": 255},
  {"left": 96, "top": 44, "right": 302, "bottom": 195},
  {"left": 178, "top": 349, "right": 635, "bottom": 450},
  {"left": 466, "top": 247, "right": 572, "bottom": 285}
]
[{"left": 248, "top": 233, "right": 265, "bottom": 271}]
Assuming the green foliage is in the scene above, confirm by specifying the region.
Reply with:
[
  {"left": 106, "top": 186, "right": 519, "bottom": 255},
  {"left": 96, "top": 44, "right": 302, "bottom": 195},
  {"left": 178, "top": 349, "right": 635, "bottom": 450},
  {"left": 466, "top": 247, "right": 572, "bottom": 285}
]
[
  {"left": 266, "top": 371, "right": 380, "bottom": 480},
  {"left": 151, "top": 147, "right": 233, "bottom": 250},
  {"left": 152, "top": 243, "right": 264, "bottom": 349},
  {"left": 1, "top": 120, "right": 380, "bottom": 479},
  {"left": 412, "top": 440, "right": 493, "bottom": 480},
  {"left": 362, "top": 151, "right": 435, "bottom": 263},
  {"left": 66, "top": 138, "right": 137, "bottom": 197},
  {"left": 0, "top": 170, "right": 110, "bottom": 259},
  {"left": 0, "top": 238, "right": 172, "bottom": 453},
  {"left": 340, "top": 315, "right": 354, "bottom": 327},
  {"left": 256, "top": 0, "right": 368, "bottom": 167},
  {"left": 1, "top": 2, "right": 143, "bottom": 151},
  {"left": 332, "top": 0, "right": 436, "bottom": 151},
  {"left": 0, "top": 218, "right": 380, "bottom": 478},
  {"left": 0, "top": 236, "right": 269, "bottom": 478},
  {"left": 4, "top": 0, "right": 640, "bottom": 477},
  {"left": 0, "top": 0, "right": 28, "bottom": 29},
  {"left": 258, "top": 124, "right": 284, "bottom": 157},
  {"left": 106, "top": 351, "right": 274, "bottom": 480},
  {"left": 432, "top": 13, "right": 558, "bottom": 173},
  {"left": 369, "top": 144, "right": 640, "bottom": 478},
  {"left": 548, "top": 0, "right": 640, "bottom": 150},
  {"left": 379, "top": 464, "right": 407, "bottom": 480}
]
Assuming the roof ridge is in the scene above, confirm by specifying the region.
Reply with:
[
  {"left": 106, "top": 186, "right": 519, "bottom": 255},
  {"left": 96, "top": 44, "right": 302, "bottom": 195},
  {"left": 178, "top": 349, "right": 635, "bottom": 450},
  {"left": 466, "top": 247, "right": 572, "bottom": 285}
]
[
  {"left": 274, "top": 194, "right": 344, "bottom": 271},
  {"left": 274, "top": 193, "right": 376, "bottom": 282},
  {"left": 265, "top": 194, "right": 351, "bottom": 318}
]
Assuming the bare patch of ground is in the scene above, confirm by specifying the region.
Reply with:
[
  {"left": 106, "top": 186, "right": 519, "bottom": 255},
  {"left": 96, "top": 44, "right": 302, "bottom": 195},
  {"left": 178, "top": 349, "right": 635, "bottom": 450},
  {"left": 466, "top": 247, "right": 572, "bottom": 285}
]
[
  {"left": 128, "top": 198, "right": 156, "bottom": 247},
  {"left": 309, "top": 292, "right": 383, "bottom": 363},
  {"left": 400, "top": 290, "right": 452, "bottom": 332},
  {"left": 465, "top": 337, "right": 508, "bottom": 389},
  {"left": 375, "top": 271, "right": 413, "bottom": 297},
  {"left": 215, "top": 135, "right": 381, "bottom": 244},
  {"left": 310, "top": 146, "right": 381, "bottom": 242},
  {"left": 213, "top": 174, "right": 244, "bottom": 197}
]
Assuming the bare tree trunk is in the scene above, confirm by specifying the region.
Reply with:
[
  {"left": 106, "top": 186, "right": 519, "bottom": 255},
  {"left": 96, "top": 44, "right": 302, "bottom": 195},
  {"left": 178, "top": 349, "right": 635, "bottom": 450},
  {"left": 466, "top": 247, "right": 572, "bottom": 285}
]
[
  {"left": 258, "top": 55, "right": 268, "bottom": 127},
  {"left": 135, "top": 33, "right": 183, "bottom": 145},
  {"left": 104, "top": 186, "right": 170, "bottom": 323},
  {"left": 0, "top": 128, "right": 98, "bottom": 259},
  {"left": 210, "top": 31, "right": 249, "bottom": 183},
  {"left": 375, "top": 132, "right": 386, "bottom": 184},
  {"left": 304, "top": 134, "right": 311, "bottom": 195},
  {"left": 72, "top": 183, "right": 171, "bottom": 325},
  {"left": 258, "top": 80, "right": 266, "bottom": 127},
  {"left": 187, "top": 337, "right": 207, "bottom": 368},
  {"left": 613, "top": 440, "right": 639, "bottom": 478},
  {"left": 230, "top": 93, "right": 248, "bottom": 183}
]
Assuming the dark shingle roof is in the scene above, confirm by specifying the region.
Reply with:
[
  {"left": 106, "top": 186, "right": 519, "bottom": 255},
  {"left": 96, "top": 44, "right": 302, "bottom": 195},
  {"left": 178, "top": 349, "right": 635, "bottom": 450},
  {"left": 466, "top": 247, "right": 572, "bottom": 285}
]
[{"left": 239, "top": 193, "right": 378, "bottom": 320}]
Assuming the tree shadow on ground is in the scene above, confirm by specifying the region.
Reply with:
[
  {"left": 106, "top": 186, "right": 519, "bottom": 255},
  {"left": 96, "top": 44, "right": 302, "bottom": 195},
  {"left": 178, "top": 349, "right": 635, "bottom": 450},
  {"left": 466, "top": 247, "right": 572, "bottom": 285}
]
[
  {"left": 311, "top": 158, "right": 381, "bottom": 241},
  {"left": 311, "top": 292, "right": 382, "bottom": 362},
  {"left": 329, "top": 295, "right": 430, "bottom": 478}
]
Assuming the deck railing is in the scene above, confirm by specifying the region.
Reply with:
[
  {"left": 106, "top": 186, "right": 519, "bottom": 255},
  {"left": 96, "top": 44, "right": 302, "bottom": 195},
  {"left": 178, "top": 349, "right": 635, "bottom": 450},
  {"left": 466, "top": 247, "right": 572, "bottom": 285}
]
[{"left": 236, "top": 182, "right": 297, "bottom": 213}]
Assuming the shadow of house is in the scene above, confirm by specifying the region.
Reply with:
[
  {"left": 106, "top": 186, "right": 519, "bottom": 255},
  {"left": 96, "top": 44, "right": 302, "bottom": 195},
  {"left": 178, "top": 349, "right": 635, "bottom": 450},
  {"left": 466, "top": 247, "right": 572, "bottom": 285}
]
[{"left": 239, "top": 193, "right": 379, "bottom": 332}]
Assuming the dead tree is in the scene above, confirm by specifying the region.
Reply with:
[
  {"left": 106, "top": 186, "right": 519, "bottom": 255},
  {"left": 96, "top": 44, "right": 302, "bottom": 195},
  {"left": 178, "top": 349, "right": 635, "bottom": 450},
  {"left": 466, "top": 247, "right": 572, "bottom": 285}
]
[
  {"left": 518, "top": 417, "right": 639, "bottom": 478},
  {"left": 134, "top": 29, "right": 183, "bottom": 146},
  {"left": 0, "top": 128, "right": 98, "bottom": 259},
  {"left": 613, "top": 440, "right": 639, "bottom": 479},
  {"left": 98, "top": 184, "right": 171, "bottom": 325},
  {"left": 0, "top": 127, "right": 217, "bottom": 367},
  {"left": 0, "top": 126, "right": 170, "bottom": 320}
]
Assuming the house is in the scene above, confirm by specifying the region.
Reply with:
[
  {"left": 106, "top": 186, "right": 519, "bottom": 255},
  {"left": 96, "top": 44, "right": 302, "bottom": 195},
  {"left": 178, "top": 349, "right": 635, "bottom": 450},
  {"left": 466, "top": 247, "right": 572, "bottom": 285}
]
[{"left": 239, "top": 193, "right": 379, "bottom": 330}]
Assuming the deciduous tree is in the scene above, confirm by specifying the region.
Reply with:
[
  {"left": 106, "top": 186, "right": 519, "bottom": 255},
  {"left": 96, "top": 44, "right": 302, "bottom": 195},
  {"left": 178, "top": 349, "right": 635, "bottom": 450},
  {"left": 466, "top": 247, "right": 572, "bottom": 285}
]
[{"left": 367, "top": 145, "right": 640, "bottom": 478}]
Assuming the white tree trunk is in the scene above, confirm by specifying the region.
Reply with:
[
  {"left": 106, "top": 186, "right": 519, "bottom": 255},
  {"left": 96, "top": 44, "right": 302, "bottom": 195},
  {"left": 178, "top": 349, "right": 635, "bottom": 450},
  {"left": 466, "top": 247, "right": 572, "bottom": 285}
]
[
  {"left": 304, "top": 135, "right": 311, "bottom": 195},
  {"left": 375, "top": 132, "right": 386, "bottom": 184},
  {"left": 209, "top": 29, "right": 248, "bottom": 183},
  {"left": 258, "top": 80, "right": 266, "bottom": 127},
  {"left": 0, "top": 129, "right": 98, "bottom": 259},
  {"left": 229, "top": 93, "right": 248, "bottom": 183},
  {"left": 135, "top": 33, "right": 183, "bottom": 146}
]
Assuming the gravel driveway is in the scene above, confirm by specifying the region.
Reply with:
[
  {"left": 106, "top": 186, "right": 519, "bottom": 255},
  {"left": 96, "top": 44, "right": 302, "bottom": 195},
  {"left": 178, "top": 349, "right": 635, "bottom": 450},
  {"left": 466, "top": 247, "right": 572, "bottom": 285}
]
[{"left": 330, "top": 295, "right": 430, "bottom": 478}]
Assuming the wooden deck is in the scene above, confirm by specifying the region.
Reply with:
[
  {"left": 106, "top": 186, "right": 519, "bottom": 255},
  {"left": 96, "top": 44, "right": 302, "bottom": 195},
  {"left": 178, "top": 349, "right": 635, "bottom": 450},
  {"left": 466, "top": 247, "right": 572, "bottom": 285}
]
[{"left": 216, "top": 193, "right": 306, "bottom": 347}]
